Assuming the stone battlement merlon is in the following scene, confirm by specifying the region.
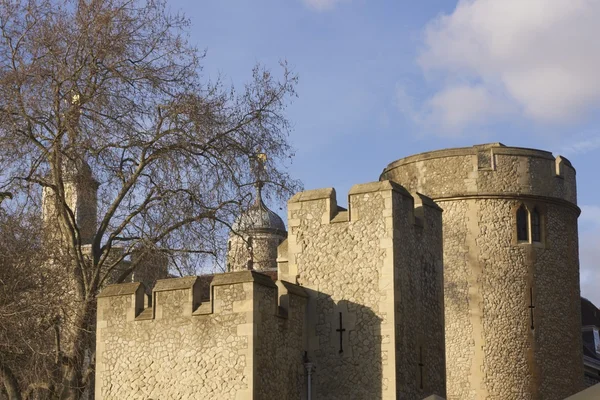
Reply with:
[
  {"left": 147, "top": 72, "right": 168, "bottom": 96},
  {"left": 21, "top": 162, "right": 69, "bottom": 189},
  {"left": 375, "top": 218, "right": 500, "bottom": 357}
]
[
  {"left": 96, "top": 272, "right": 308, "bottom": 399},
  {"left": 287, "top": 180, "right": 440, "bottom": 228},
  {"left": 97, "top": 271, "right": 307, "bottom": 323},
  {"left": 381, "top": 143, "right": 570, "bottom": 169},
  {"left": 282, "top": 179, "right": 445, "bottom": 398},
  {"left": 380, "top": 143, "right": 578, "bottom": 206}
]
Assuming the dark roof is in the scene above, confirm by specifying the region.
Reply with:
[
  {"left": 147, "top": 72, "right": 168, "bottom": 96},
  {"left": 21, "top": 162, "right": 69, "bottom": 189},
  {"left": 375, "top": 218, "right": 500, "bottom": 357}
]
[
  {"left": 231, "top": 186, "right": 286, "bottom": 235},
  {"left": 582, "top": 297, "right": 600, "bottom": 327},
  {"left": 583, "top": 342, "right": 598, "bottom": 359},
  {"left": 581, "top": 297, "right": 600, "bottom": 366}
]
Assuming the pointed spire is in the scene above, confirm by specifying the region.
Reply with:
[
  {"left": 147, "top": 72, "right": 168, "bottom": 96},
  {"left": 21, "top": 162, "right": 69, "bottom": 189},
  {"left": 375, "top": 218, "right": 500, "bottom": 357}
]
[{"left": 254, "top": 180, "right": 264, "bottom": 207}]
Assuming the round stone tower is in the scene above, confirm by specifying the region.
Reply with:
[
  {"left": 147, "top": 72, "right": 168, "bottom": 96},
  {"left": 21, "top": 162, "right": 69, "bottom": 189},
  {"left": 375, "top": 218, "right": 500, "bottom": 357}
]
[
  {"left": 227, "top": 185, "right": 287, "bottom": 272},
  {"left": 380, "top": 143, "right": 583, "bottom": 400}
]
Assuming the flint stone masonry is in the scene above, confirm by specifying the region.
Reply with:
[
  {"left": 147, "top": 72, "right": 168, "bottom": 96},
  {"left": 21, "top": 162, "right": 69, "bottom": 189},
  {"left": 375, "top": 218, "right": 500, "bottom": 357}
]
[
  {"left": 228, "top": 231, "right": 284, "bottom": 272},
  {"left": 280, "top": 181, "right": 445, "bottom": 399},
  {"left": 227, "top": 187, "right": 287, "bottom": 273},
  {"left": 95, "top": 271, "right": 307, "bottom": 400},
  {"left": 96, "top": 180, "right": 445, "bottom": 400},
  {"left": 381, "top": 143, "right": 584, "bottom": 400},
  {"left": 95, "top": 143, "right": 588, "bottom": 400}
]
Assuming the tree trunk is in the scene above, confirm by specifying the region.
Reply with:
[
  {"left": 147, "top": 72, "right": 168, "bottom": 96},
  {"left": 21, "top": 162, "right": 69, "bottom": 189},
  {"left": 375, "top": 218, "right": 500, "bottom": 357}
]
[
  {"left": 0, "top": 363, "right": 22, "bottom": 400},
  {"left": 57, "top": 296, "right": 96, "bottom": 400}
]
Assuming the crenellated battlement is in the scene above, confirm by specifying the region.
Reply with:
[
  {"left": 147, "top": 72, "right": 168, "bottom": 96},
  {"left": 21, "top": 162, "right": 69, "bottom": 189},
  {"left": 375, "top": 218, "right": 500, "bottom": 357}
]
[
  {"left": 381, "top": 143, "right": 578, "bottom": 206},
  {"left": 97, "top": 270, "right": 306, "bottom": 324},
  {"left": 286, "top": 180, "right": 441, "bottom": 229},
  {"left": 279, "top": 180, "right": 442, "bottom": 285},
  {"left": 278, "top": 180, "right": 446, "bottom": 398},
  {"left": 96, "top": 270, "right": 307, "bottom": 399},
  {"left": 95, "top": 142, "right": 584, "bottom": 400}
]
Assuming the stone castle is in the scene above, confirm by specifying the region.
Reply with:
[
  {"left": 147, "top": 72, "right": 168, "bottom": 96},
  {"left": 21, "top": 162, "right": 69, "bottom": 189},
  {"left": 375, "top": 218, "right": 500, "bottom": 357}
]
[{"left": 93, "top": 143, "right": 585, "bottom": 399}]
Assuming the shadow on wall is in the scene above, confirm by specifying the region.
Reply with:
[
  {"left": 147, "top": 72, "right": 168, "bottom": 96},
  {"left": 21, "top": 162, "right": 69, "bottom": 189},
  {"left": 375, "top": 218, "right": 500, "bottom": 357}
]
[{"left": 303, "top": 288, "right": 383, "bottom": 400}]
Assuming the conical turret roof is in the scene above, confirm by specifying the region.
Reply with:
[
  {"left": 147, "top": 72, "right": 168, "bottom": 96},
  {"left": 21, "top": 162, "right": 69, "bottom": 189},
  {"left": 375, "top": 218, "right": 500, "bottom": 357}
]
[{"left": 232, "top": 185, "right": 286, "bottom": 235}]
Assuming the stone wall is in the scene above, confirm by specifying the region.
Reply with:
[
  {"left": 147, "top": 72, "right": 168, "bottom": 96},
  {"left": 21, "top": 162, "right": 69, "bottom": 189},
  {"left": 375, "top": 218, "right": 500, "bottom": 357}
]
[
  {"left": 381, "top": 143, "right": 577, "bottom": 204},
  {"left": 95, "top": 271, "right": 306, "bottom": 400},
  {"left": 42, "top": 170, "right": 98, "bottom": 246},
  {"left": 381, "top": 143, "right": 583, "bottom": 400},
  {"left": 228, "top": 231, "right": 284, "bottom": 272},
  {"left": 394, "top": 193, "right": 446, "bottom": 399},
  {"left": 280, "top": 181, "right": 445, "bottom": 400},
  {"left": 255, "top": 281, "right": 307, "bottom": 398}
]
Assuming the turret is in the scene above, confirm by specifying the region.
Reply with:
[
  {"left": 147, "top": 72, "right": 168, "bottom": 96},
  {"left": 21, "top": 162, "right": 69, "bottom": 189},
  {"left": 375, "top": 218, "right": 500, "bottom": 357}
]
[
  {"left": 42, "top": 158, "right": 98, "bottom": 245},
  {"left": 381, "top": 143, "right": 583, "bottom": 400},
  {"left": 227, "top": 183, "right": 287, "bottom": 272}
]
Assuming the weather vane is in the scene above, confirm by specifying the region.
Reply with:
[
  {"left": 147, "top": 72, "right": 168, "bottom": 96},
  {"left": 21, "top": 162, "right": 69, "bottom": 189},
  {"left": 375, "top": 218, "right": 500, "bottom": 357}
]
[
  {"left": 252, "top": 152, "right": 267, "bottom": 183},
  {"left": 250, "top": 152, "right": 268, "bottom": 203}
]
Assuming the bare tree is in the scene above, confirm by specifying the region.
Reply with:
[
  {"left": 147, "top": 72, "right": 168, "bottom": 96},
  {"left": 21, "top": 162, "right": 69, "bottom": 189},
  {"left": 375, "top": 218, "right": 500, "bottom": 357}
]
[
  {"left": 0, "top": 0, "right": 299, "bottom": 398},
  {"left": 0, "top": 200, "right": 65, "bottom": 400}
]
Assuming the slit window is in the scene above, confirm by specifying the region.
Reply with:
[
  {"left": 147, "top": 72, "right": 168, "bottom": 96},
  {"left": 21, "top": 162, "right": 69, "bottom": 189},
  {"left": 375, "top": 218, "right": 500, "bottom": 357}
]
[
  {"left": 532, "top": 208, "right": 541, "bottom": 242},
  {"left": 517, "top": 205, "right": 528, "bottom": 241}
]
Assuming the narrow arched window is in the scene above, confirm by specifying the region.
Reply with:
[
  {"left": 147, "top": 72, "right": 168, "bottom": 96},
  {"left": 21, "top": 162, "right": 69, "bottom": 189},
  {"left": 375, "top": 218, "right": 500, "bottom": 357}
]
[
  {"left": 517, "top": 205, "right": 528, "bottom": 241},
  {"left": 532, "top": 207, "right": 541, "bottom": 242}
]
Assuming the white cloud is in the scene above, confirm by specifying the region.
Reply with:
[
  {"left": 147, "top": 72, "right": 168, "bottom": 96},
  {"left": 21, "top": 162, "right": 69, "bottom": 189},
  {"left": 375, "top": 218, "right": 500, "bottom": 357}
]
[
  {"left": 396, "top": 82, "right": 514, "bottom": 134},
  {"left": 415, "top": 0, "right": 600, "bottom": 132},
  {"left": 560, "top": 135, "right": 600, "bottom": 156},
  {"left": 424, "top": 85, "right": 511, "bottom": 132},
  {"left": 303, "top": 0, "right": 346, "bottom": 11}
]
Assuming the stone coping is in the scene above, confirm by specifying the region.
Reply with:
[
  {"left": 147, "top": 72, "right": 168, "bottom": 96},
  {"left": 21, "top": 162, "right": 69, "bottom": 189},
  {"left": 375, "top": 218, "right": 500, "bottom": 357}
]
[
  {"left": 97, "top": 282, "right": 144, "bottom": 298},
  {"left": 382, "top": 143, "right": 565, "bottom": 174},
  {"left": 98, "top": 270, "right": 284, "bottom": 300},
  {"left": 289, "top": 181, "right": 425, "bottom": 205},
  {"left": 99, "top": 271, "right": 307, "bottom": 321},
  {"left": 331, "top": 210, "right": 349, "bottom": 223},
  {"left": 279, "top": 280, "right": 308, "bottom": 298},
  {"left": 211, "top": 270, "right": 277, "bottom": 288},
  {"left": 564, "top": 383, "right": 600, "bottom": 399},
  {"left": 349, "top": 180, "right": 412, "bottom": 198},
  {"left": 415, "top": 192, "right": 444, "bottom": 211},
  {"left": 557, "top": 155, "right": 574, "bottom": 168},
  {"left": 288, "top": 187, "right": 335, "bottom": 203}
]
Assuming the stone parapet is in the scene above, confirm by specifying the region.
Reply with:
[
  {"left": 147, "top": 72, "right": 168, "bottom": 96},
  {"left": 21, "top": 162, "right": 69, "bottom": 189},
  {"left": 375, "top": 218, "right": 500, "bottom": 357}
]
[
  {"left": 286, "top": 181, "right": 438, "bottom": 233},
  {"left": 282, "top": 180, "right": 442, "bottom": 284},
  {"left": 381, "top": 143, "right": 578, "bottom": 206},
  {"left": 95, "top": 271, "right": 307, "bottom": 399},
  {"left": 97, "top": 271, "right": 302, "bottom": 323}
]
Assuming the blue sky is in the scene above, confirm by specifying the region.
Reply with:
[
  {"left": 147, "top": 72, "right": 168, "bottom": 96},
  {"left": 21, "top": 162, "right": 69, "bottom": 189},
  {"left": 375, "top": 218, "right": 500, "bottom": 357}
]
[{"left": 171, "top": 0, "right": 600, "bottom": 304}]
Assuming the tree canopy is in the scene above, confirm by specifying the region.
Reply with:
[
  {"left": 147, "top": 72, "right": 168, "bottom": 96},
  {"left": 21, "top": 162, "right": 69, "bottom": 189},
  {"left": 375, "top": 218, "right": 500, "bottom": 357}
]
[{"left": 0, "top": 0, "right": 299, "bottom": 397}]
